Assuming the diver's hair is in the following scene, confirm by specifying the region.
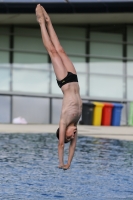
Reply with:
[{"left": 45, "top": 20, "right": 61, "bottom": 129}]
[
  {"left": 56, "top": 128, "right": 69, "bottom": 143},
  {"left": 56, "top": 128, "right": 59, "bottom": 140}
]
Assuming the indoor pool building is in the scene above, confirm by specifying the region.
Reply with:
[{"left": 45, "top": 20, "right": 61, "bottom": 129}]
[{"left": 0, "top": 0, "right": 133, "bottom": 125}]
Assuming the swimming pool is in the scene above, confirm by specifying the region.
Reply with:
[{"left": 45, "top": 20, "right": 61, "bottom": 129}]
[{"left": 0, "top": 133, "right": 133, "bottom": 200}]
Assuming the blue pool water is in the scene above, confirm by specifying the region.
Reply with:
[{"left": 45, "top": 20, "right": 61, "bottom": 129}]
[{"left": 0, "top": 133, "right": 133, "bottom": 200}]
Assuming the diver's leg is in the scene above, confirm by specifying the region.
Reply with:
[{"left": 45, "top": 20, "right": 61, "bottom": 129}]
[
  {"left": 41, "top": 6, "right": 77, "bottom": 74},
  {"left": 36, "top": 4, "right": 67, "bottom": 80}
]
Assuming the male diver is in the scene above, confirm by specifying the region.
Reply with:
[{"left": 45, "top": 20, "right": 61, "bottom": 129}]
[{"left": 36, "top": 4, "right": 82, "bottom": 170}]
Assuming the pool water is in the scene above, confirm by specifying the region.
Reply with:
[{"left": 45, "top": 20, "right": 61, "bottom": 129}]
[{"left": 0, "top": 133, "right": 133, "bottom": 200}]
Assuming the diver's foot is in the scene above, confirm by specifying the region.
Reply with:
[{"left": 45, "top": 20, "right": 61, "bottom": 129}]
[
  {"left": 41, "top": 6, "right": 51, "bottom": 24},
  {"left": 36, "top": 4, "right": 45, "bottom": 25}
]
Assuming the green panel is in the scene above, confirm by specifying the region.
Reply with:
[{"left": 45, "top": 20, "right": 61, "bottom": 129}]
[
  {"left": 90, "top": 42, "right": 123, "bottom": 60},
  {"left": 90, "top": 31, "right": 123, "bottom": 61},
  {"left": 14, "top": 27, "right": 46, "bottom": 53},
  {"left": 14, "top": 27, "right": 40, "bottom": 36},
  {"left": 14, "top": 53, "right": 48, "bottom": 63},
  {"left": 127, "top": 26, "right": 133, "bottom": 43},
  {"left": 0, "top": 26, "right": 10, "bottom": 34},
  {"left": 60, "top": 39, "right": 85, "bottom": 55},
  {"left": 0, "top": 27, "right": 10, "bottom": 63},
  {"left": 14, "top": 36, "right": 46, "bottom": 52},
  {"left": 128, "top": 102, "right": 133, "bottom": 126},
  {"left": 127, "top": 45, "right": 133, "bottom": 58},
  {"left": 0, "top": 52, "right": 9, "bottom": 63},
  {"left": 69, "top": 56, "right": 85, "bottom": 63},
  {"left": 0, "top": 35, "right": 9, "bottom": 49},
  {"left": 54, "top": 26, "right": 86, "bottom": 39},
  {"left": 90, "top": 32, "right": 122, "bottom": 42}
]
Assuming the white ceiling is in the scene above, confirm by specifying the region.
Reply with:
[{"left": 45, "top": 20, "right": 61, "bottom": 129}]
[{"left": 0, "top": 13, "right": 133, "bottom": 24}]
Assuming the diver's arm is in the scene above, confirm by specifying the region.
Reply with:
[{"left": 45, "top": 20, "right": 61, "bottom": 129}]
[
  {"left": 63, "top": 132, "right": 77, "bottom": 170},
  {"left": 58, "top": 121, "right": 66, "bottom": 168}
]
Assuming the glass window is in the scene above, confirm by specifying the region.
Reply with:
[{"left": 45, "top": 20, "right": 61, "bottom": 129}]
[
  {"left": 54, "top": 26, "right": 86, "bottom": 56},
  {"left": 127, "top": 62, "right": 133, "bottom": 76},
  {"left": 90, "top": 60, "right": 123, "bottom": 75},
  {"left": 0, "top": 64, "right": 10, "bottom": 91},
  {"left": 90, "top": 42, "right": 123, "bottom": 59},
  {"left": 12, "top": 96, "right": 50, "bottom": 124},
  {"left": 60, "top": 39, "right": 86, "bottom": 55},
  {"left": 90, "top": 31, "right": 122, "bottom": 43},
  {"left": 90, "top": 75, "right": 123, "bottom": 99},
  {"left": 0, "top": 27, "right": 10, "bottom": 63},
  {"left": 52, "top": 99, "right": 63, "bottom": 124},
  {"left": 127, "top": 78, "right": 133, "bottom": 100},
  {"left": 90, "top": 30, "right": 123, "bottom": 58},
  {"left": 14, "top": 29, "right": 46, "bottom": 52},
  {"left": 14, "top": 53, "right": 48, "bottom": 64},
  {"left": 54, "top": 26, "right": 86, "bottom": 39},
  {"left": 14, "top": 27, "right": 48, "bottom": 63},
  {"left": 127, "top": 25, "right": 133, "bottom": 43},
  {"left": 127, "top": 45, "right": 133, "bottom": 59},
  {"left": 13, "top": 64, "right": 50, "bottom": 93},
  {"left": 126, "top": 26, "right": 133, "bottom": 59}
]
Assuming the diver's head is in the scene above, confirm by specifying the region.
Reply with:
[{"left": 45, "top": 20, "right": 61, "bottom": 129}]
[{"left": 56, "top": 125, "right": 77, "bottom": 143}]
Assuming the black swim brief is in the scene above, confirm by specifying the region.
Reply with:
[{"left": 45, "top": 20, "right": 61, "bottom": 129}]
[{"left": 57, "top": 72, "right": 78, "bottom": 88}]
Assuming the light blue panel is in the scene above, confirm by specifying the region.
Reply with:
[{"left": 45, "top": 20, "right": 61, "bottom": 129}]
[
  {"left": 0, "top": 96, "right": 10, "bottom": 123},
  {"left": 127, "top": 62, "right": 133, "bottom": 76},
  {"left": 13, "top": 96, "right": 49, "bottom": 124},
  {"left": 90, "top": 75, "right": 123, "bottom": 98},
  {"left": 90, "top": 61, "right": 123, "bottom": 75},
  {"left": 127, "top": 78, "right": 133, "bottom": 100},
  {"left": 0, "top": 66, "right": 10, "bottom": 91},
  {"left": 52, "top": 99, "right": 63, "bottom": 124},
  {"left": 13, "top": 67, "right": 50, "bottom": 93}
]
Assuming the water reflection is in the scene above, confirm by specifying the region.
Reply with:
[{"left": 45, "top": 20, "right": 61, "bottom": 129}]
[{"left": 0, "top": 133, "right": 133, "bottom": 200}]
